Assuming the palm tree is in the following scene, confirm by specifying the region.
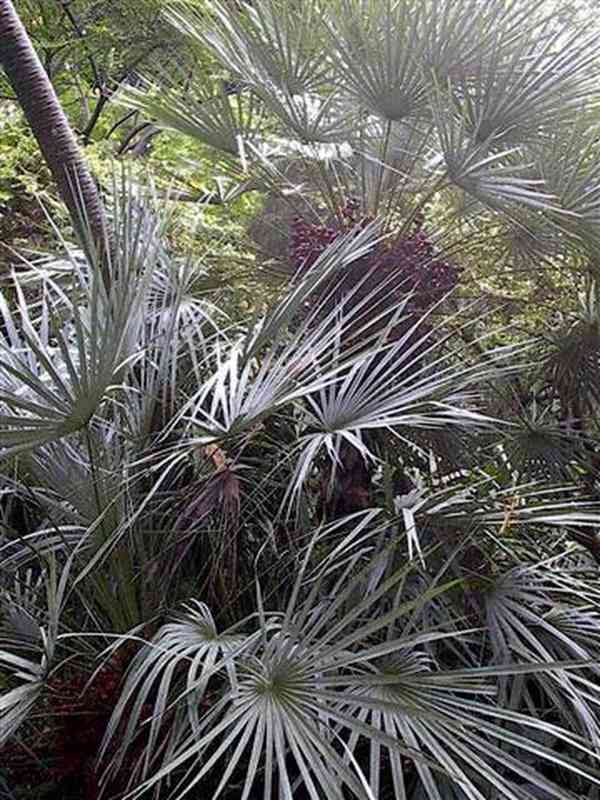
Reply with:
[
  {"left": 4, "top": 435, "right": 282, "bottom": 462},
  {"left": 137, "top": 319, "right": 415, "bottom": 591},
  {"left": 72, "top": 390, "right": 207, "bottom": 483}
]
[
  {"left": 0, "top": 0, "right": 107, "bottom": 267},
  {"left": 119, "top": 0, "right": 600, "bottom": 526},
  {"left": 120, "top": 0, "right": 600, "bottom": 274}
]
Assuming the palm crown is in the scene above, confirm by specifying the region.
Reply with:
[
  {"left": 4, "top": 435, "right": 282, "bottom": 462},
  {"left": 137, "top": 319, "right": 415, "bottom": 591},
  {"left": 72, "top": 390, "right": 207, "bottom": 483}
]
[{"left": 124, "top": 0, "right": 600, "bottom": 270}]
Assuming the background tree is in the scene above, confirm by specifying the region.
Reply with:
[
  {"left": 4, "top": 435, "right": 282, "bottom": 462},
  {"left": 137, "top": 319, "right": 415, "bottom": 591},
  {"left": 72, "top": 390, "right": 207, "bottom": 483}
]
[
  {"left": 0, "top": 0, "right": 107, "bottom": 261},
  {"left": 0, "top": 0, "right": 258, "bottom": 304}
]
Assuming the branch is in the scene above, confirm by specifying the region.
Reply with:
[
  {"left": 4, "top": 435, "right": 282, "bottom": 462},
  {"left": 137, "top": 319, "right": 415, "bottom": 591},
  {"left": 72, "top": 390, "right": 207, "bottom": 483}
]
[
  {"left": 116, "top": 121, "right": 153, "bottom": 156},
  {"left": 127, "top": 126, "right": 160, "bottom": 157},
  {"left": 57, "top": 0, "right": 112, "bottom": 145},
  {"left": 105, "top": 109, "right": 137, "bottom": 139},
  {"left": 83, "top": 44, "right": 165, "bottom": 144},
  {"left": 57, "top": 0, "right": 102, "bottom": 91},
  {"left": 81, "top": 91, "right": 109, "bottom": 145}
]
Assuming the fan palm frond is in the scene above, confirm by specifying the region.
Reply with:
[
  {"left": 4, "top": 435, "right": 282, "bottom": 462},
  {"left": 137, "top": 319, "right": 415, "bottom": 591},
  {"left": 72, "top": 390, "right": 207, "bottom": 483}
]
[
  {"left": 537, "top": 114, "right": 600, "bottom": 254},
  {"left": 0, "top": 650, "right": 46, "bottom": 748},
  {"left": 499, "top": 399, "right": 585, "bottom": 481},
  {"left": 118, "top": 76, "right": 266, "bottom": 156},
  {"left": 542, "top": 282, "right": 600, "bottom": 421},
  {"left": 0, "top": 552, "right": 68, "bottom": 746},
  {"left": 432, "top": 102, "right": 555, "bottom": 213},
  {"left": 0, "top": 184, "right": 164, "bottom": 456},
  {"left": 156, "top": 223, "right": 383, "bottom": 445},
  {"left": 100, "top": 515, "right": 600, "bottom": 800},
  {"left": 170, "top": 0, "right": 331, "bottom": 96},
  {"left": 324, "top": 0, "right": 430, "bottom": 124},
  {"left": 418, "top": 0, "right": 547, "bottom": 84},
  {"left": 446, "top": 18, "right": 600, "bottom": 148},
  {"left": 284, "top": 307, "right": 519, "bottom": 513},
  {"left": 486, "top": 563, "right": 600, "bottom": 748}
]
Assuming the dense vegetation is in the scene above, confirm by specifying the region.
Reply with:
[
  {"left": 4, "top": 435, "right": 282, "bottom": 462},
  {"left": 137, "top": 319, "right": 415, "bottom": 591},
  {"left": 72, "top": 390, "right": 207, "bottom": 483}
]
[{"left": 1, "top": 1, "right": 600, "bottom": 799}]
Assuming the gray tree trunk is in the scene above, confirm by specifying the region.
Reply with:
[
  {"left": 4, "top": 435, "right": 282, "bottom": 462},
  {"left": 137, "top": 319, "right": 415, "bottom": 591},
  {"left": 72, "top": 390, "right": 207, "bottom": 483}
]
[{"left": 0, "top": 0, "right": 108, "bottom": 271}]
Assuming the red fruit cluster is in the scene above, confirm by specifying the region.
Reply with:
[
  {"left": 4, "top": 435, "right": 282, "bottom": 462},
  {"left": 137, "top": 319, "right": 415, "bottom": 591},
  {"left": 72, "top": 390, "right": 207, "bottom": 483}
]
[
  {"left": 289, "top": 200, "right": 459, "bottom": 313},
  {"left": 377, "top": 229, "right": 459, "bottom": 311},
  {"left": 289, "top": 216, "right": 340, "bottom": 267},
  {"left": 289, "top": 199, "right": 368, "bottom": 269}
]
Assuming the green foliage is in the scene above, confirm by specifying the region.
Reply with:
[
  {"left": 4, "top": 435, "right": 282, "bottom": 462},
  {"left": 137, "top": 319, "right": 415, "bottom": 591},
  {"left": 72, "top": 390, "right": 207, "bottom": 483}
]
[
  {"left": 0, "top": 107, "right": 48, "bottom": 201},
  {"left": 0, "top": 107, "right": 61, "bottom": 261},
  {"left": 2, "top": 0, "right": 207, "bottom": 133}
]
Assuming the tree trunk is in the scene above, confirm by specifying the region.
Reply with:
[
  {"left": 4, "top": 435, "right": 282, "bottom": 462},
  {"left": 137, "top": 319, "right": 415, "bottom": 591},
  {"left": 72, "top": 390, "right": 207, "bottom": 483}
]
[{"left": 0, "top": 0, "right": 108, "bottom": 271}]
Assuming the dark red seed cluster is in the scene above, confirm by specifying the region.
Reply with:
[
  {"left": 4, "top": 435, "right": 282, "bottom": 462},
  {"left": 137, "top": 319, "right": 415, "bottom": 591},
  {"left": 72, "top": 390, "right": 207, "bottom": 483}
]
[
  {"left": 377, "top": 229, "right": 460, "bottom": 311},
  {"left": 289, "top": 200, "right": 459, "bottom": 313},
  {"left": 289, "top": 199, "right": 369, "bottom": 269},
  {"left": 289, "top": 215, "right": 340, "bottom": 267}
]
